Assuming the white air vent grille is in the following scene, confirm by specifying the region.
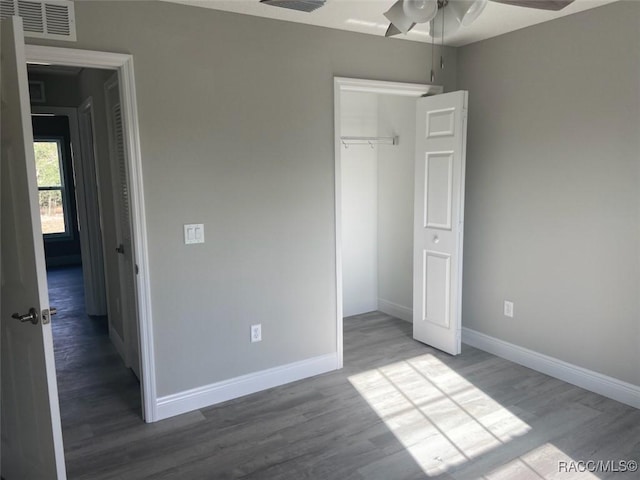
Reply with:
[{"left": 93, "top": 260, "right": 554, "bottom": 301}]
[
  {"left": 0, "top": 0, "right": 76, "bottom": 41},
  {"left": 0, "top": 0, "right": 16, "bottom": 17},
  {"left": 44, "top": 2, "right": 70, "bottom": 36},
  {"left": 18, "top": 0, "right": 44, "bottom": 32}
]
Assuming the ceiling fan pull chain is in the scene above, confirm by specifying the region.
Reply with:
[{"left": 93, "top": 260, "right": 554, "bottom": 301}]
[
  {"left": 440, "top": 2, "right": 445, "bottom": 69},
  {"left": 430, "top": 18, "right": 435, "bottom": 83}
]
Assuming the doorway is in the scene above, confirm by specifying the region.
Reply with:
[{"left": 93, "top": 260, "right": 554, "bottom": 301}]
[
  {"left": 24, "top": 45, "right": 157, "bottom": 423},
  {"left": 333, "top": 78, "right": 443, "bottom": 367},
  {"left": 27, "top": 66, "right": 145, "bottom": 437}
]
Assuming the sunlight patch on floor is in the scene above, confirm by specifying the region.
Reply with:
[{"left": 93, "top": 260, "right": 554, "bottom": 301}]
[
  {"left": 486, "top": 443, "right": 599, "bottom": 480},
  {"left": 348, "top": 353, "right": 533, "bottom": 476}
]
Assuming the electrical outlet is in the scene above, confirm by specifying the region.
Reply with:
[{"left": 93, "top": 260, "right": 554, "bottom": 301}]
[
  {"left": 504, "top": 300, "right": 514, "bottom": 318},
  {"left": 250, "top": 324, "right": 262, "bottom": 343}
]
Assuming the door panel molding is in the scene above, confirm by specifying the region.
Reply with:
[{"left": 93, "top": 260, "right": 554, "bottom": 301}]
[
  {"left": 423, "top": 250, "right": 452, "bottom": 329},
  {"left": 426, "top": 107, "right": 456, "bottom": 138},
  {"left": 25, "top": 44, "right": 158, "bottom": 422},
  {"left": 424, "top": 151, "right": 454, "bottom": 230}
]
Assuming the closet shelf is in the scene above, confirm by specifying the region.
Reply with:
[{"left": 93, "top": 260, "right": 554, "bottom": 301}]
[{"left": 340, "top": 136, "right": 398, "bottom": 148}]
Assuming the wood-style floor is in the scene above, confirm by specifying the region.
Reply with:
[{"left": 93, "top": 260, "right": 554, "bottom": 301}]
[{"left": 49, "top": 267, "right": 639, "bottom": 479}]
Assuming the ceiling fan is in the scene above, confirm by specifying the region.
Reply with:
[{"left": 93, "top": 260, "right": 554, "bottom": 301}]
[{"left": 384, "top": 0, "right": 576, "bottom": 38}]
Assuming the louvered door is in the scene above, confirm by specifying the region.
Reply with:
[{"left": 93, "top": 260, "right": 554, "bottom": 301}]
[{"left": 105, "top": 73, "right": 140, "bottom": 378}]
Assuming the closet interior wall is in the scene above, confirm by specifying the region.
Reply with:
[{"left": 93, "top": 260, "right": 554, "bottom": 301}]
[{"left": 340, "top": 91, "right": 416, "bottom": 322}]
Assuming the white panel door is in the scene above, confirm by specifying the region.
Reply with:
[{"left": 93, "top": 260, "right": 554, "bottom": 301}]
[
  {"left": 104, "top": 73, "right": 141, "bottom": 378},
  {"left": 413, "top": 91, "right": 468, "bottom": 355},
  {"left": 1, "top": 17, "right": 66, "bottom": 479}
]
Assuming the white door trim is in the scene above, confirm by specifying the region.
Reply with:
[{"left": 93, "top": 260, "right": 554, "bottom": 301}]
[
  {"left": 333, "top": 77, "right": 442, "bottom": 368},
  {"left": 25, "top": 45, "right": 158, "bottom": 422}
]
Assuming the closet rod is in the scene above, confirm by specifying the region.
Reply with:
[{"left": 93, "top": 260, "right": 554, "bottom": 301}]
[{"left": 340, "top": 136, "right": 399, "bottom": 148}]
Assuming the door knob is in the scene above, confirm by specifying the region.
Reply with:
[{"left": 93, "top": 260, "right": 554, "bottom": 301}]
[
  {"left": 11, "top": 308, "right": 39, "bottom": 325},
  {"left": 433, "top": 235, "right": 440, "bottom": 244},
  {"left": 116, "top": 244, "right": 125, "bottom": 254}
]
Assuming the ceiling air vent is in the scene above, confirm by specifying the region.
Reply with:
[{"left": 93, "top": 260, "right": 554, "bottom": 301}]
[
  {"left": 260, "top": 0, "right": 326, "bottom": 13},
  {"left": 0, "top": 0, "right": 76, "bottom": 41}
]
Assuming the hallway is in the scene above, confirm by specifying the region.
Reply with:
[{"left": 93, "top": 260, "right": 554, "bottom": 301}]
[{"left": 47, "top": 267, "right": 142, "bottom": 458}]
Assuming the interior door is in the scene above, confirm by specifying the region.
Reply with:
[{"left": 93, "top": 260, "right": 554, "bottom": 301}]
[
  {"left": 1, "top": 16, "right": 67, "bottom": 479},
  {"left": 413, "top": 91, "right": 468, "bottom": 355},
  {"left": 104, "top": 73, "right": 141, "bottom": 378}
]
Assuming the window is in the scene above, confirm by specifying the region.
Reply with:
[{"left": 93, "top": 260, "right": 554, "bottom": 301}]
[{"left": 34, "top": 139, "right": 69, "bottom": 236}]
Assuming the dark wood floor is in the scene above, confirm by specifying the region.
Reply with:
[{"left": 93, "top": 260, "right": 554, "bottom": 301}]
[{"left": 50, "top": 267, "right": 639, "bottom": 479}]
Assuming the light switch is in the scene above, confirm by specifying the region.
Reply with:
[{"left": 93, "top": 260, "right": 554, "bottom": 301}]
[{"left": 184, "top": 224, "right": 205, "bottom": 245}]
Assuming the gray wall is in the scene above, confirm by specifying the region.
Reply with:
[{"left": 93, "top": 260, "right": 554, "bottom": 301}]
[
  {"left": 28, "top": 71, "right": 80, "bottom": 107},
  {"left": 458, "top": 1, "right": 640, "bottom": 385},
  {"left": 27, "top": 0, "right": 456, "bottom": 397}
]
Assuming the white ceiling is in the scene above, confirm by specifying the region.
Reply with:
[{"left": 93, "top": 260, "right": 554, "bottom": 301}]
[{"left": 166, "top": 0, "right": 618, "bottom": 46}]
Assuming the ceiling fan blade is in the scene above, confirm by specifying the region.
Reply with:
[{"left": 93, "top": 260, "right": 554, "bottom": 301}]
[
  {"left": 490, "top": 0, "right": 575, "bottom": 11},
  {"left": 385, "top": 22, "right": 415, "bottom": 37},
  {"left": 385, "top": 23, "right": 402, "bottom": 37}
]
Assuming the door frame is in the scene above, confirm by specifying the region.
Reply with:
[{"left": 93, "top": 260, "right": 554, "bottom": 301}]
[
  {"left": 333, "top": 77, "right": 442, "bottom": 368},
  {"left": 25, "top": 45, "right": 158, "bottom": 422}
]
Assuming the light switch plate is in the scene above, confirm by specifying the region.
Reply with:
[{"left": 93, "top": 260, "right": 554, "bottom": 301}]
[{"left": 184, "top": 224, "right": 205, "bottom": 244}]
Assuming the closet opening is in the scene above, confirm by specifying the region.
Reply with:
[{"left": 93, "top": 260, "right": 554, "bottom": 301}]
[{"left": 333, "top": 77, "right": 443, "bottom": 367}]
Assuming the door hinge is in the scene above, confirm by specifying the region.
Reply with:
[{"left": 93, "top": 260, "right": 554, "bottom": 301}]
[{"left": 135, "top": 264, "right": 139, "bottom": 275}]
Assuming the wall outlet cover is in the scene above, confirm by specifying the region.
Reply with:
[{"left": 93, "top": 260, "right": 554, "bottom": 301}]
[
  {"left": 251, "top": 324, "right": 262, "bottom": 343},
  {"left": 504, "top": 300, "right": 514, "bottom": 318}
]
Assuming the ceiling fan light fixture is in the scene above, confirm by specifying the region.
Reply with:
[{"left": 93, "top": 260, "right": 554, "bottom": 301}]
[
  {"left": 402, "top": 0, "right": 438, "bottom": 24},
  {"left": 448, "top": 0, "right": 486, "bottom": 26},
  {"left": 458, "top": 0, "right": 488, "bottom": 26},
  {"left": 384, "top": 0, "right": 415, "bottom": 34}
]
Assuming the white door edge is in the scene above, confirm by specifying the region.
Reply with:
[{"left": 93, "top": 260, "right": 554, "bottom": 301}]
[
  {"left": 333, "top": 77, "right": 443, "bottom": 368},
  {"left": 25, "top": 45, "right": 158, "bottom": 422}
]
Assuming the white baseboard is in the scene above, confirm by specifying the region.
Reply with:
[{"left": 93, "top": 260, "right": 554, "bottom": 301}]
[
  {"left": 462, "top": 327, "right": 640, "bottom": 410},
  {"left": 109, "top": 326, "right": 126, "bottom": 363},
  {"left": 156, "top": 353, "right": 339, "bottom": 421},
  {"left": 378, "top": 298, "right": 412, "bottom": 323}
]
